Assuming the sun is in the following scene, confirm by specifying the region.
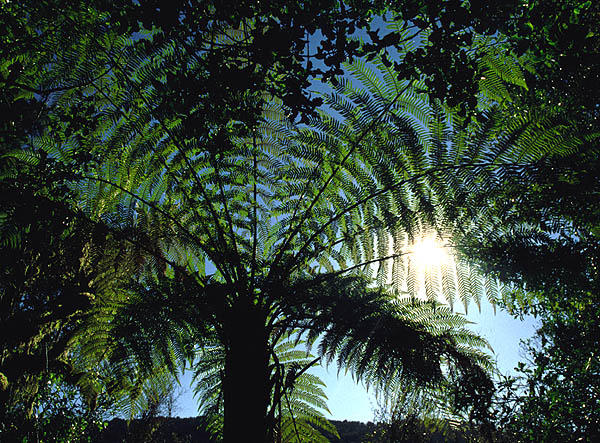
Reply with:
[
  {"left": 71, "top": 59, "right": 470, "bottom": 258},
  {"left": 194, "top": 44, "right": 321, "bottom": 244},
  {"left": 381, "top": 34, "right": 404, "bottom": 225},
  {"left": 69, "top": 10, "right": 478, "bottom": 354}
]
[{"left": 411, "top": 236, "right": 449, "bottom": 268}]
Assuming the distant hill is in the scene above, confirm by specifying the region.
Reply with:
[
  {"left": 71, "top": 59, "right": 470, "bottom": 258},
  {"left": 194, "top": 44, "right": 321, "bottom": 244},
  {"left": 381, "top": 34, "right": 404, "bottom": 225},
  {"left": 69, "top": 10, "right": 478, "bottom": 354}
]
[
  {"left": 97, "top": 417, "right": 376, "bottom": 442},
  {"left": 97, "top": 417, "right": 473, "bottom": 442}
]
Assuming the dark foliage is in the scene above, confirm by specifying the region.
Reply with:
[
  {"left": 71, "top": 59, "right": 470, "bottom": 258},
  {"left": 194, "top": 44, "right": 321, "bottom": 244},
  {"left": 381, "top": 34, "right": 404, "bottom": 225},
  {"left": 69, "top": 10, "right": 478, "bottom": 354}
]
[
  {"left": 2, "top": 0, "right": 528, "bottom": 132},
  {"left": 98, "top": 417, "right": 213, "bottom": 443},
  {"left": 506, "top": 0, "right": 600, "bottom": 124},
  {"left": 0, "top": 167, "right": 95, "bottom": 425}
]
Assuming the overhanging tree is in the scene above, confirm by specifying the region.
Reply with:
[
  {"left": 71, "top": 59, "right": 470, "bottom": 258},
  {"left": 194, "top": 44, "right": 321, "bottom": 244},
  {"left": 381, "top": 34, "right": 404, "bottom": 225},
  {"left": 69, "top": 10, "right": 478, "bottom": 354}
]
[
  {"left": 0, "top": 152, "right": 200, "bottom": 439},
  {"left": 2, "top": 0, "right": 530, "bottom": 141}
]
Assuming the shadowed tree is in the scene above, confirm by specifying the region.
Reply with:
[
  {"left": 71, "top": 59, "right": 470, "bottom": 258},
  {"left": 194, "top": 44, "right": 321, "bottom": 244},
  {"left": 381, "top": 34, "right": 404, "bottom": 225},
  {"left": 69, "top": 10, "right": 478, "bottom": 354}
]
[{"left": 0, "top": 147, "right": 196, "bottom": 439}]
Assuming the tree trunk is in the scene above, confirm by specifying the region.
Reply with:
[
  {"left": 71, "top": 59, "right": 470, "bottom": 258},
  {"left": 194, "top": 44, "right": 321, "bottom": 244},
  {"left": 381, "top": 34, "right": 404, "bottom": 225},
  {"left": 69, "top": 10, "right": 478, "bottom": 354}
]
[{"left": 223, "top": 300, "right": 270, "bottom": 442}]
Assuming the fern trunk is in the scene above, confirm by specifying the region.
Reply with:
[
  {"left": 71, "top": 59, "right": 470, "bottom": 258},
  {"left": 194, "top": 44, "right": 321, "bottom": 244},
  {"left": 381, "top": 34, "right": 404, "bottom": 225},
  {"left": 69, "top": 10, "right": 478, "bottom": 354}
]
[{"left": 223, "top": 299, "right": 271, "bottom": 442}]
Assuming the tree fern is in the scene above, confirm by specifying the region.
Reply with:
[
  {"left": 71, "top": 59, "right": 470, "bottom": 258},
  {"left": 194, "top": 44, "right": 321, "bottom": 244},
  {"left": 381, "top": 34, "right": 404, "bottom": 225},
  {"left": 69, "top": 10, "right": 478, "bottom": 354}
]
[{"left": 14, "top": 30, "right": 568, "bottom": 440}]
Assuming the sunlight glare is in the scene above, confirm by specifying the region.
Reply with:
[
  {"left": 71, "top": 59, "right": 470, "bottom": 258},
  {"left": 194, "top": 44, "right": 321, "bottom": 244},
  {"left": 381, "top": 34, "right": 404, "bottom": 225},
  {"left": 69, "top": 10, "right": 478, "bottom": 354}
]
[{"left": 411, "top": 236, "right": 449, "bottom": 268}]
